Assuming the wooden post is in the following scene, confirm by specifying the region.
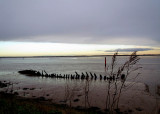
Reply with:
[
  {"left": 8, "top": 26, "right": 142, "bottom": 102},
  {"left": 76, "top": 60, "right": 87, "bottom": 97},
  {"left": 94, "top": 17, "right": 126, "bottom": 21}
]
[{"left": 105, "top": 57, "right": 106, "bottom": 67}]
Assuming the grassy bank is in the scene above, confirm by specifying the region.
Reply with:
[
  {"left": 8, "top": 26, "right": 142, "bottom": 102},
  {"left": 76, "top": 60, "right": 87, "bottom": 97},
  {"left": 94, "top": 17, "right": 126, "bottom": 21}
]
[
  {"left": 0, "top": 91, "right": 104, "bottom": 114},
  {"left": 0, "top": 92, "right": 62, "bottom": 114}
]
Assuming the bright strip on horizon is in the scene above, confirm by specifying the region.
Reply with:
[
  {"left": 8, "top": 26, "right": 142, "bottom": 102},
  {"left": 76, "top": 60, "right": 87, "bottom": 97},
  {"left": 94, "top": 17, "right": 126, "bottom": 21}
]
[{"left": 0, "top": 41, "right": 159, "bottom": 57}]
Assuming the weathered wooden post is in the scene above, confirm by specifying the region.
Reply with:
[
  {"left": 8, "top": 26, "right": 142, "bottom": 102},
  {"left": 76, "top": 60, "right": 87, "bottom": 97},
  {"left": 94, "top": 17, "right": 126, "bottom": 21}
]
[{"left": 105, "top": 57, "right": 106, "bottom": 67}]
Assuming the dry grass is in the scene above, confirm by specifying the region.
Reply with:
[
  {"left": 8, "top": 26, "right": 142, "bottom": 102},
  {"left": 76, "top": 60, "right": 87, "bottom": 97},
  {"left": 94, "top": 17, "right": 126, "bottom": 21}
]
[{"left": 105, "top": 51, "right": 141, "bottom": 113}]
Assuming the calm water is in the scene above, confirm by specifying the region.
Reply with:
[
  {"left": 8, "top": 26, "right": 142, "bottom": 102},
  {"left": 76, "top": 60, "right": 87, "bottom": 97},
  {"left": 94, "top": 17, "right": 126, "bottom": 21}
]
[{"left": 0, "top": 56, "right": 160, "bottom": 96}]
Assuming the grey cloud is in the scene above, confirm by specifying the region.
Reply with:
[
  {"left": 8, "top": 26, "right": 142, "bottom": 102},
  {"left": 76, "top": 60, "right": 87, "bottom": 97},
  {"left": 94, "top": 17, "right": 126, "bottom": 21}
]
[
  {"left": 105, "top": 48, "right": 153, "bottom": 52},
  {"left": 0, "top": 0, "right": 160, "bottom": 46}
]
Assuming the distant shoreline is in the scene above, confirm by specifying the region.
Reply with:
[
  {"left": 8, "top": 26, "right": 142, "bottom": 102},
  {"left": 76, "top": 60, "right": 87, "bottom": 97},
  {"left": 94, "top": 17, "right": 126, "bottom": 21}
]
[{"left": 0, "top": 54, "right": 160, "bottom": 58}]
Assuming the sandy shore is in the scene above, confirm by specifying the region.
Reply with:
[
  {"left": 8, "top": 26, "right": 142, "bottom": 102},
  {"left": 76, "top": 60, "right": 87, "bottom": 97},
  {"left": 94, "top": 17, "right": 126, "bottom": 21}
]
[{"left": 0, "top": 79, "right": 159, "bottom": 114}]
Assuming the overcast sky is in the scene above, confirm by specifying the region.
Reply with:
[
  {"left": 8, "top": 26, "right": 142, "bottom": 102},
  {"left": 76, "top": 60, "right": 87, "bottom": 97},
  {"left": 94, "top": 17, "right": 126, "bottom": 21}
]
[{"left": 0, "top": 0, "right": 160, "bottom": 47}]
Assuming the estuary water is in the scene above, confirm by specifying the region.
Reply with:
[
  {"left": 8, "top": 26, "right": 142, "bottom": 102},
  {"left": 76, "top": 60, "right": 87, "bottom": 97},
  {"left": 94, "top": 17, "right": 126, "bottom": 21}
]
[
  {"left": 0, "top": 56, "right": 160, "bottom": 96},
  {"left": 0, "top": 56, "right": 160, "bottom": 113}
]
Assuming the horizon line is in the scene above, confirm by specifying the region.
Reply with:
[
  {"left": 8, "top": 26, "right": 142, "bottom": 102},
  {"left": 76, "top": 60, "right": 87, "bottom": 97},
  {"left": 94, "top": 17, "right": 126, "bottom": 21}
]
[{"left": 0, "top": 54, "right": 160, "bottom": 58}]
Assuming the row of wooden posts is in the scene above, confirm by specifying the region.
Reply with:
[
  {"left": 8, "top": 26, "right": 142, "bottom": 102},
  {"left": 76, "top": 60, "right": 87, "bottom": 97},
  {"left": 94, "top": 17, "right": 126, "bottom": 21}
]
[
  {"left": 18, "top": 57, "right": 126, "bottom": 81},
  {"left": 18, "top": 70, "right": 125, "bottom": 81}
]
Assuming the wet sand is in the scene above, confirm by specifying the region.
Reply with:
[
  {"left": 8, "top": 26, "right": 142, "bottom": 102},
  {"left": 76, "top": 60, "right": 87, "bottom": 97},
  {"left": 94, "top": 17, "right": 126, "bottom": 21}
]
[{"left": 0, "top": 79, "right": 159, "bottom": 114}]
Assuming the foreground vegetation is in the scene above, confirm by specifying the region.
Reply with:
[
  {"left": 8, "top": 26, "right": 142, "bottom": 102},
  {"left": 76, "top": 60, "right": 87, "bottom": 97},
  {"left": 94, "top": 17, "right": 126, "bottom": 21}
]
[
  {"left": 0, "top": 92, "right": 105, "bottom": 114},
  {"left": 0, "top": 92, "right": 61, "bottom": 114}
]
